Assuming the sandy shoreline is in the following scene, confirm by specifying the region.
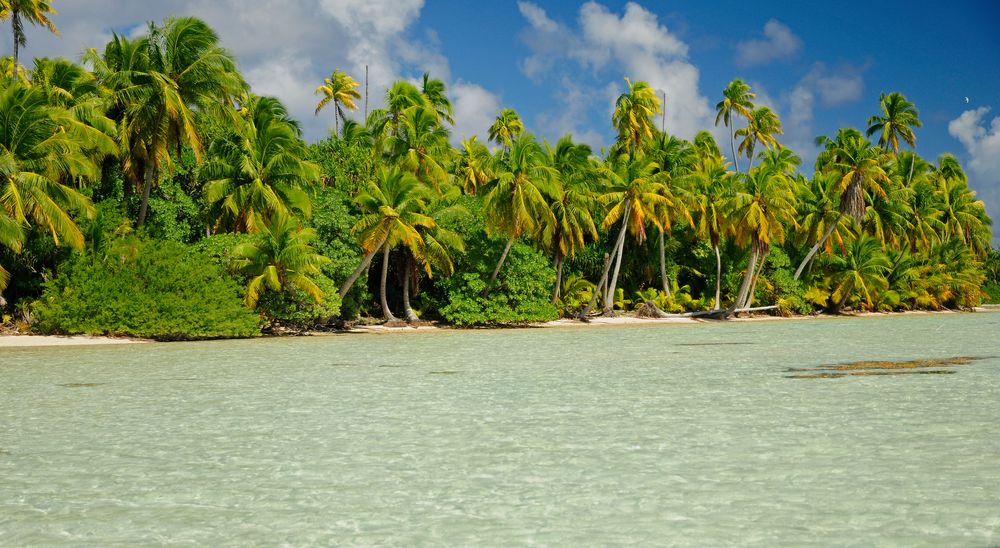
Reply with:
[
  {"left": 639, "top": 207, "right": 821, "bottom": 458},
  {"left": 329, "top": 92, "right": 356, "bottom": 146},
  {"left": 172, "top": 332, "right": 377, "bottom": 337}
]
[{"left": 2, "top": 306, "right": 996, "bottom": 345}]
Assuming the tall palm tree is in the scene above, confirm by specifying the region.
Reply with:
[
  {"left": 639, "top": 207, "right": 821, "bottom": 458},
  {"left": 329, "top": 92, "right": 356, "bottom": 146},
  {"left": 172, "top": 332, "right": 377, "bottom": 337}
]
[
  {"left": 203, "top": 95, "right": 319, "bottom": 233},
  {"left": 86, "top": 17, "right": 244, "bottom": 227},
  {"left": 794, "top": 133, "right": 891, "bottom": 279},
  {"left": 420, "top": 72, "right": 454, "bottom": 125},
  {"left": 385, "top": 105, "right": 451, "bottom": 193},
  {"left": 588, "top": 156, "right": 671, "bottom": 315},
  {"left": 314, "top": 69, "right": 361, "bottom": 137},
  {"left": 488, "top": 108, "right": 524, "bottom": 153},
  {"left": 714, "top": 79, "right": 754, "bottom": 172},
  {"left": 482, "top": 132, "right": 556, "bottom": 282},
  {"left": 612, "top": 77, "right": 661, "bottom": 157},
  {"left": 645, "top": 131, "right": 696, "bottom": 295},
  {"left": 825, "top": 236, "right": 890, "bottom": 310},
  {"left": 866, "top": 91, "right": 921, "bottom": 155},
  {"left": 0, "top": 0, "right": 58, "bottom": 77},
  {"left": 933, "top": 173, "right": 992, "bottom": 255},
  {"left": 729, "top": 165, "right": 797, "bottom": 309},
  {"left": 340, "top": 167, "right": 434, "bottom": 320},
  {"left": 686, "top": 155, "right": 733, "bottom": 309},
  {"left": 542, "top": 135, "right": 597, "bottom": 303},
  {"left": 232, "top": 213, "right": 330, "bottom": 309},
  {"left": 735, "top": 106, "right": 782, "bottom": 171},
  {"left": 453, "top": 136, "right": 492, "bottom": 195}
]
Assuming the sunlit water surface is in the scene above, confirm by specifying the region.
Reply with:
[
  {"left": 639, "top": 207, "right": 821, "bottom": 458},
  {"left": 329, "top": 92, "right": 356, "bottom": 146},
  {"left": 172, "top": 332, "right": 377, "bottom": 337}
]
[{"left": 2, "top": 313, "right": 1000, "bottom": 545}]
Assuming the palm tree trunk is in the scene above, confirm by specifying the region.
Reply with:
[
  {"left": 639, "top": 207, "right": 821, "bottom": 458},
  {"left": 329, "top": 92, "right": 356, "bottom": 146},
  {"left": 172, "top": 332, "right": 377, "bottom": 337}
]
[
  {"left": 12, "top": 11, "right": 20, "bottom": 77},
  {"left": 402, "top": 256, "right": 419, "bottom": 322},
  {"left": 489, "top": 236, "right": 516, "bottom": 283},
  {"left": 551, "top": 251, "right": 563, "bottom": 304},
  {"left": 713, "top": 243, "right": 722, "bottom": 310},
  {"left": 658, "top": 228, "right": 671, "bottom": 297},
  {"left": 338, "top": 234, "right": 387, "bottom": 298},
  {"left": 745, "top": 140, "right": 757, "bottom": 171},
  {"left": 729, "top": 116, "right": 740, "bottom": 173},
  {"left": 793, "top": 212, "right": 845, "bottom": 280},
  {"left": 334, "top": 99, "right": 340, "bottom": 136},
  {"left": 582, "top": 253, "right": 612, "bottom": 317},
  {"left": 137, "top": 157, "right": 156, "bottom": 228},
  {"left": 604, "top": 200, "right": 632, "bottom": 315},
  {"left": 734, "top": 242, "right": 759, "bottom": 311},
  {"left": 379, "top": 241, "right": 396, "bottom": 321},
  {"left": 745, "top": 246, "right": 769, "bottom": 309},
  {"left": 906, "top": 155, "right": 916, "bottom": 186}
]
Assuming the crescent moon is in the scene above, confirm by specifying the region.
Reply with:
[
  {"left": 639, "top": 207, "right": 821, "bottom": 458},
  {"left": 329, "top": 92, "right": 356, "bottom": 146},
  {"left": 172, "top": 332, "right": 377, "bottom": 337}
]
[{"left": 965, "top": 97, "right": 970, "bottom": 103}]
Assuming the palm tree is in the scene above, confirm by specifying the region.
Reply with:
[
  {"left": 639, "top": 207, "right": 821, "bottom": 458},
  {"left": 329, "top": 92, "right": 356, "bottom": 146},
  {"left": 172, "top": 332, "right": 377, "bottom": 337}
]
[
  {"left": 714, "top": 79, "right": 755, "bottom": 172},
  {"left": 729, "top": 165, "right": 797, "bottom": 309},
  {"left": 482, "top": 132, "right": 556, "bottom": 282},
  {"left": 825, "top": 236, "right": 890, "bottom": 310},
  {"left": 453, "top": 136, "right": 492, "bottom": 195},
  {"left": 488, "top": 108, "right": 524, "bottom": 153},
  {"left": 794, "top": 133, "right": 891, "bottom": 279},
  {"left": 203, "top": 95, "right": 319, "bottom": 233},
  {"left": 645, "top": 131, "right": 696, "bottom": 295},
  {"left": 542, "top": 135, "right": 598, "bottom": 303},
  {"left": 588, "top": 156, "right": 671, "bottom": 315},
  {"left": 0, "top": 205, "right": 24, "bottom": 296},
  {"left": 0, "top": 82, "right": 98, "bottom": 251},
  {"left": 795, "top": 171, "right": 850, "bottom": 270},
  {"left": 686, "top": 155, "right": 733, "bottom": 309},
  {"left": 735, "top": 106, "right": 782, "bottom": 171},
  {"left": 314, "top": 69, "right": 361, "bottom": 137},
  {"left": 232, "top": 214, "right": 330, "bottom": 309},
  {"left": 0, "top": 0, "right": 58, "bottom": 77},
  {"left": 385, "top": 105, "right": 451, "bottom": 193},
  {"left": 612, "top": 78, "right": 661, "bottom": 157},
  {"left": 420, "top": 72, "right": 454, "bottom": 125},
  {"left": 86, "top": 17, "right": 244, "bottom": 227},
  {"left": 340, "top": 167, "right": 434, "bottom": 320},
  {"left": 400, "top": 193, "right": 465, "bottom": 322},
  {"left": 866, "top": 91, "right": 921, "bottom": 155},
  {"left": 933, "top": 173, "right": 992, "bottom": 255}
]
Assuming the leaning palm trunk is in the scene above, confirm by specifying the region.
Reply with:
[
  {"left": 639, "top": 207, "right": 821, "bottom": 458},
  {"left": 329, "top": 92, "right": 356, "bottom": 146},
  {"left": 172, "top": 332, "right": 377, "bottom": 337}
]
[
  {"left": 744, "top": 246, "right": 769, "bottom": 309},
  {"left": 659, "top": 228, "right": 671, "bottom": 297},
  {"left": 729, "top": 119, "right": 740, "bottom": 173},
  {"left": 489, "top": 236, "right": 516, "bottom": 283},
  {"left": 744, "top": 140, "right": 757, "bottom": 171},
  {"left": 401, "top": 257, "right": 419, "bottom": 322},
  {"left": 733, "top": 241, "right": 759, "bottom": 311},
  {"left": 379, "top": 241, "right": 396, "bottom": 321},
  {"left": 793, "top": 211, "right": 846, "bottom": 280},
  {"left": 551, "top": 251, "right": 563, "bottom": 304},
  {"left": 603, "top": 200, "right": 633, "bottom": 316},
  {"left": 713, "top": 243, "right": 722, "bottom": 310},
  {"left": 582, "top": 253, "right": 613, "bottom": 317},
  {"left": 339, "top": 233, "right": 388, "bottom": 298}
]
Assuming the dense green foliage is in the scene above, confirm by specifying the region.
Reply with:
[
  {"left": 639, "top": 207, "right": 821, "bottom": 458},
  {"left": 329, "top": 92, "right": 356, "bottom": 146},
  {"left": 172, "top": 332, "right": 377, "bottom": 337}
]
[
  {"left": 33, "top": 240, "right": 261, "bottom": 339},
  {"left": 0, "top": 12, "right": 996, "bottom": 337}
]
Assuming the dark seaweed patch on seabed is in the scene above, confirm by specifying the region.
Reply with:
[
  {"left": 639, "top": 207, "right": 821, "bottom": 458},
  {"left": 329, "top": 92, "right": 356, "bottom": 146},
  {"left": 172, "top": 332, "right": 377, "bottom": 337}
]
[
  {"left": 786, "top": 356, "right": 993, "bottom": 379},
  {"left": 676, "top": 342, "right": 754, "bottom": 346},
  {"left": 56, "top": 382, "right": 107, "bottom": 388}
]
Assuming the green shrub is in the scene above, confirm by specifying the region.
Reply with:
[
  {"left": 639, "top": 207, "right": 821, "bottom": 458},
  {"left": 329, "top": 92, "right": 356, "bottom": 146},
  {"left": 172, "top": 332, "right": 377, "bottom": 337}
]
[
  {"left": 983, "top": 282, "right": 1000, "bottom": 304},
  {"left": 34, "top": 239, "right": 261, "bottom": 339},
  {"left": 432, "top": 234, "right": 558, "bottom": 326}
]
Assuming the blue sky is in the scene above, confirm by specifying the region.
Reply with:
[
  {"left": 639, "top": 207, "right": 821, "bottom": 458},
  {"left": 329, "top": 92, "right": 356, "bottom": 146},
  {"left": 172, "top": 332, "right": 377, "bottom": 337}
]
[{"left": 6, "top": 1, "right": 1000, "bottom": 242}]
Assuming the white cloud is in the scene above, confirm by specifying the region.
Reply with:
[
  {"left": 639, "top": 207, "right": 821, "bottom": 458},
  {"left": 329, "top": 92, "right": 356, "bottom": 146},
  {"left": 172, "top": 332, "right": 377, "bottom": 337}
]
[
  {"left": 517, "top": 1, "right": 714, "bottom": 142},
  {"left": 450, "top": 81, "right": 502, "bottom": 145},
  {"left": 948, "top": 107, "right": 1000, "bottom": 233},
  {"left": 736, "top": 19, "right": 802, "bottom": 67}
]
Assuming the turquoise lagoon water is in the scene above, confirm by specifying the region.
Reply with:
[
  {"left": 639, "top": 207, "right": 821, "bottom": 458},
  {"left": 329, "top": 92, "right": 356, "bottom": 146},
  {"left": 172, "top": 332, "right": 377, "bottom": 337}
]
[{"left": 2, "top": 313, "right": 999, "bottom": 545}]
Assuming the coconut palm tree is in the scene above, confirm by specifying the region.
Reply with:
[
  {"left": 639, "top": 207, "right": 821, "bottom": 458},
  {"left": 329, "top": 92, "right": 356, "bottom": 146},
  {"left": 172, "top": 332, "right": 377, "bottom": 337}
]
[
  {"left": 645, "top": 131, "right": 696, "bottom": 295},
  {"left": 314, "top": 69, "right": 361, "bottom": 137},
  {"left": 0, "top": 0, "right": 58, "bottom": 77},
  {"left": 686, "top": 155, "right": 733, "bottom": 309},
  {"left": 714, "top": 79, "right": 755, "bottom": 172},
  {"left": 453, "top": 136, "right": 492, "bottom": 195},
  {"left": 825, "top": 236, "right": 890, "bottom": 310},
  {"left": 385, "top": 105, "right": 451, "bottom": 193},
  {"left": 541, "top": 135, "right": 598, "bottom": 303},
  {"left": 232, "top": 213, "right": 330, "bottom": 309},
  {"left": 735, "top": 106, "right": 782, "bottom": 171},
  {"left": 203, "top": 95, "right": 319, "bottom": 233},
  {"left": 612, "top": 77, "right": 661, "bottom": 157},
  {"left": 340, "top": 167, "right": 434, "bottom": 320},
  {"left": 86, "top": 17, "right": 244, "bottom": 227},
  {"left": 482, "top": 132, "right": 556, "bottom": 282},
  {"left": 933, "top": 173, "right": 992, "bottom": 255},
  {"left": 488, "top": 108, "right": 524, "bottom": 153},
  {"left": 729, "top": 165, "right": 797, "bottom": 309},
  {"left": 866, "top": 91, "right": 921, "bottom": 155},
  {"left": 399, "top": 191, "right": 465, "bottom": 322},
  {"left": 795, "top": 172, "right": 851, "bottom": 273},
  {"left": 794, "top": 133, "right": 891, "bottom": 279},
  {"left": 588, "top": 156, "right": 671, "bottom": 315},
  {"left": 420, "top": 72, "right": 454, "bottom": 125}
]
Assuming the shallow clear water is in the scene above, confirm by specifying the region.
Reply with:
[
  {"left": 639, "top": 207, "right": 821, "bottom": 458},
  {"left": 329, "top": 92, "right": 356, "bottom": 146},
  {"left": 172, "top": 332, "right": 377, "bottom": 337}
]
[{"left": 2, "top": 313, "right": 1000, "bottom": 545}]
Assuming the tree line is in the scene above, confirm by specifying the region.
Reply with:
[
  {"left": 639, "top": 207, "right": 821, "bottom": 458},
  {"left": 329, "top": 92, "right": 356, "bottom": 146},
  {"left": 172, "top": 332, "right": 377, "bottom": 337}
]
[{"left": 0, "top": 8, "right": 996, "bottom": 337}]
